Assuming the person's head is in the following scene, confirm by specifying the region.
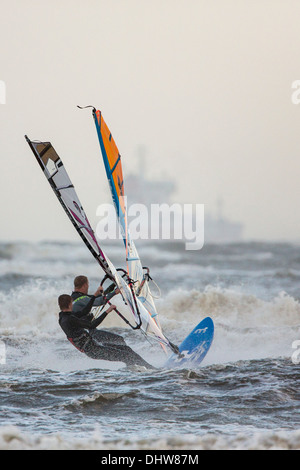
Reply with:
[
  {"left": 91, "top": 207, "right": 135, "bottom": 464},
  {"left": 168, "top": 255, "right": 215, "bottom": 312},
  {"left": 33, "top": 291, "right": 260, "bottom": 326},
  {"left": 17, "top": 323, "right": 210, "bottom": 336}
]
[
  {"left": 58, "top": 294, "right": 72, "bottom": 312},
  {"left": 74, "top": 275, "right": 89, "bottom": 293}
]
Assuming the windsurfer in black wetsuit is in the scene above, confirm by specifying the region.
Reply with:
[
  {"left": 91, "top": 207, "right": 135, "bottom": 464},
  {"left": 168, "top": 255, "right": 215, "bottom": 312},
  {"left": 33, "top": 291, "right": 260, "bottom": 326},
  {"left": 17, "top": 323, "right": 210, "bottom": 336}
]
[
  {"left": 58, "top": 288, "right": 153, "bottom": 369},
  {"left": 71, "top": 275, "right": 116, "bottom": 315},
  {"left": 71, "top": 275, "right": 129, "bottom": 347}
]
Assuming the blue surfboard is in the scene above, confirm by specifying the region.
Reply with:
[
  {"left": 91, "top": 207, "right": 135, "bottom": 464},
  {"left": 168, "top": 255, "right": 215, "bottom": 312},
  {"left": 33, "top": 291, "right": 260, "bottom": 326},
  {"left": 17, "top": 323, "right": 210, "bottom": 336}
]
[{"left": 165, "top": 317, "right": 214, "bottom": 368}]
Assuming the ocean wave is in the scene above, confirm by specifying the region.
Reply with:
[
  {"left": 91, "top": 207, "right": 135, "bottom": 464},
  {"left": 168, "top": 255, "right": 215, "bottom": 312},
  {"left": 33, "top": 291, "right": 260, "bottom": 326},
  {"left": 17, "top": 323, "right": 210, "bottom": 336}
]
[
  {"left": 157, "top": 286, "right": 300, "bottom": 327},
  {"left": 1, "top": 279, "right": 300, "bottom": 366},
  {"left": 0, "top": 425, "right": 299, "bottom": 450},
  {"left": 0, "top": 240, "right": 182, "bottom": 278},
  {"left": 2, "top": 281, "right": 299, "bottom": 333},
  {"left": 64, "top": 390, "right": 139, "bottom": 410},
  {"left": 274, "top": 269, "right": 300, "bottom": 280},
  {"left": 0, "top": 258, "right": 103, "bottom": 279},
  {"left": 157, "top": 286, "right": 300, "bottom": 364}
]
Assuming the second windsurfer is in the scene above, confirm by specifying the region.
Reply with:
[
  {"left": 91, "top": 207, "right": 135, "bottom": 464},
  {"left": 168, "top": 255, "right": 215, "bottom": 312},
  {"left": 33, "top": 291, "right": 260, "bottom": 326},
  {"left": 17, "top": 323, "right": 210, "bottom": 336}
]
[{"left": 58, "top": 292, "right": 154, "bottom": 369}]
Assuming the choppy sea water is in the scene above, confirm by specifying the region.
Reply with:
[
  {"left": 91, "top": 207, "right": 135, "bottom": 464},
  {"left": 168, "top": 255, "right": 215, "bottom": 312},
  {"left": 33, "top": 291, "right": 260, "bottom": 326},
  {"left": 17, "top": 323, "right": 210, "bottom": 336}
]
[{"left": 0, "top": 240, "right": 300, "bottom": 450}]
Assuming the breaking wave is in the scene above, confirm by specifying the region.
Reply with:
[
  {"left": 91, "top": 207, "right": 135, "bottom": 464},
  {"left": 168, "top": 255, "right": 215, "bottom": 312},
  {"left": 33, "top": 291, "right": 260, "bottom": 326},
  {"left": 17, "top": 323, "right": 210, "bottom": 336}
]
[
  {"left": 1, "top": 279, "right": 299, "bottom": 367},
  {"left": 1, "top": 425, "right": 300, "bottom": 450}
]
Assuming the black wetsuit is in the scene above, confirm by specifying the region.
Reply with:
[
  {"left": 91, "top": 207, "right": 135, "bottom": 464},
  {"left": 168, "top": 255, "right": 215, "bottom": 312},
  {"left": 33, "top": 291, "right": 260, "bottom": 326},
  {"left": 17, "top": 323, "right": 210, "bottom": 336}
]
[
  {"left": 71, "top": 290, "right": 115, "bottom": 314},
  {"left": 59, "top": 295, "right": 152, "bottom": 368}
]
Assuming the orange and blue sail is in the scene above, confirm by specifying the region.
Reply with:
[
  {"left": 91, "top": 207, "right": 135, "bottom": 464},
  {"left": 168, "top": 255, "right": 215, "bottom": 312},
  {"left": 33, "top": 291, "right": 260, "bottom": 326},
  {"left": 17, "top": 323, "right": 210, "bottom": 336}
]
[
  {"left": 93, "top": 109, "right": 128, "bottom": 251},
  {"left": 92, "top": 108, "right": 162, "bottom": 330}
]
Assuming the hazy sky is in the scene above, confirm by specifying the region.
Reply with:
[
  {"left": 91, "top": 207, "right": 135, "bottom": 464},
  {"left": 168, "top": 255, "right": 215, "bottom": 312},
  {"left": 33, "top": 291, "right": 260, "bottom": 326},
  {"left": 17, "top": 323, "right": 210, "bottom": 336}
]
[{"left": 1, "top": 0, "right": 300, "bottom": 242}]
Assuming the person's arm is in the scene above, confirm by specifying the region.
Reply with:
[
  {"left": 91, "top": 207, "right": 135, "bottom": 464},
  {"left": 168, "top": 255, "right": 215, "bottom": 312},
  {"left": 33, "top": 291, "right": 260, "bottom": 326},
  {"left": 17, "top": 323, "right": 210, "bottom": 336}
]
[
  {"left": 92, "top": 288, "right": 120, "bottom": 306},
  {"left": 89, "top": 304, "right": 116, "bottom": 329},
  {"left": 73, "top": 284, "right": 105, "bottom": 319},
  {"left": 67, "top": 312, "right": 95, "bottom": 329},
  {"left": 92, "top": 294, "right": 107, "bottom": 307},
  {"left": 69, "top": 304, "right": 116, "bottom": 330},
  {"left": 105, "top": 290, "right": 118, "bottom": 301}
]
